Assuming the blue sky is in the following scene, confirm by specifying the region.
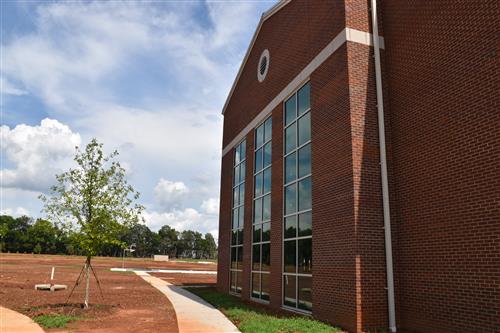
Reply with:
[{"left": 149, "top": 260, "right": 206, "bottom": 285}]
[{"left": 0, "top": 0, "right": 276, "bottom": 239}]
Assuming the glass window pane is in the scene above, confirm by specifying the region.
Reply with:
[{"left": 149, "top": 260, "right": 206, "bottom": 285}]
[
  {"left": 284, "top": 240, "right": 296, "bottom": 273},
  {"left": 252, "top": 273, "right": 260, "bottom": 298},
  {"left": 231, "top": 247, "right": 237, "bottom": 269},
  {"left": 253, "top": 223, "right": 261, "bottom": 243},
  {"left": 237, "top": 246, "right": 243, "bottom": 270},
  {"left": 298, "top": 238, "right": 312, "bottom": 274},
  {"left": 285, "top": 123, "right": 296, "bottom": 154},
  {"left": 240, "top": 141, "right": 246, "bottom": 161},
  {"left": 256, "top": 125, "right": 264, "bottom": 148},
  {"left": 285, "top": 95, "right": 296, "bottom": 126},
  {"left": 254, "top": 198, "right": 262, "bottom": 223},
  {"left": 285, "top": 183, "right": 297, "bottom": 215},
  {"left": 262, "top": 194, "right": 271, "bottom": 221},
  {"left": 233, "top": 187, "right": 239, "bottom": 206},
  {"left": 231, "top": 230, "right": 237, "bottom": 245},
  {"left": 239, "top": 183, "right": 245, "bottom": 205},
  {"left": 252, "top": 244, "right": 261, "bottom": 271},
  {"left": 230, "top": 271, "right": 237, "bottom": 292},
  {"left": 238, "top": 230, "right": 244, "bottom": 245},
  {"left": 239, "top": 207, "right": 245, "bottom": 228},
  {"left": 298, "top": 276, "right": 312, "bottom": 311},
  {"left": 298, "top": 144, "right": 311, "bottom": 178},
  {"left": 240, "top": 162, "right": 246, "bottom": 182},
  {"left": 298, "top": 112, "right": 311, "bottom": 146},
  {"left": 261, "top": 243, "right": 270, "bottom": 271},
  {"left": 284, "top": 215, "right": 297, "bottom": 239},
  {"left": 285, "top": 152, "right": 297, "bottom": 184},
  {"left": 255, "top": 172, "right": 263, "bottom": 197},
  {"left": 233, "top": 165, "right": 240, "bottom": 186},
  {"left": 263, "top": 168, "right": 271, "bottom": 194},
  {"left": 261, "top": 274, "right": 270, "bottom": 301},
  {"left": 255, "top": 148, "right": 263, "bottom": 173},
  {"left": 235, "top": 146, "right": 241, "bottom": 165},
  {"left": 264, "top": 117, "right": 272, "bottom": 142},
  {"left": 298, "top": 177, "right": 312, "bottom": 211},
  {"left": 298, "top": 82, "right": 310, "bottom": 115},
  {"left": 283, "top": 274, "right": 296, "bottom": 307},
  {"left": 298, "top": 211, "right": 312, "bottom": 237},
  {"left": 232, "top": 208, "right": 238, "bottom": 229},
  {"left": 236, "top": 270, "right": 242, "bottom": 293},
  {"left": 263, "top": 142, "right": 272, "bottom": 168},
  {"left": 262, "top": 222, "right": 270, "bottom": 242}
]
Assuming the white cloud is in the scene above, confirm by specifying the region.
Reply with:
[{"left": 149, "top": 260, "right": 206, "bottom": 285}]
[
  {"left": 3, "top": 3, "right": 152, "bottom": 113},
  {"left": 1, "top": 77, "right": 28, "bottom": 96},
  {"left": 2, "top": 2, "right": 265, "bottom": 115},
  {"left": 201, "top": 197, "right": 219, "bottom": 215},
  {"left": 77, "top": 104, "right": 222, "bottom": 169},
  {"left": 143, "top": 207, "right": 218, "bottom": 240},
  {"left": 0, "top": 206, "right": 30, "bottom": 217},
  {"left": 0, "top": 118, "right": 81, "bottom": 192},
  {"left": 154, "top": 178, "right": 189, "bottom": 210}
]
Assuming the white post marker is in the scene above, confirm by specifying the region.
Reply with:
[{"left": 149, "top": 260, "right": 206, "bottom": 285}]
[{"left": 35, "top": 266, "right": 67, "bottom": 292}]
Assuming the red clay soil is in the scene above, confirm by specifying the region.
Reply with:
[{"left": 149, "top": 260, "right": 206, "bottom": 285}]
[{"left": 0, "top": 254, "right": 217, "bottom": 332}]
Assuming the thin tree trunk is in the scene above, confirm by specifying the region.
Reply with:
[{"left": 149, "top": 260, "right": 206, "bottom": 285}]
[{"left": 84, "top": 256, "right": 91, "bottom": 308}]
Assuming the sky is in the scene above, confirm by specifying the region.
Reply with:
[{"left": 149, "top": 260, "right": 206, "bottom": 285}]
[{"left": 0, "top": 0, "right": 276, "bottom": 240}]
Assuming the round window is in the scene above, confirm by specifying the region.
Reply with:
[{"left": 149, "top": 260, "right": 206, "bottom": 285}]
[{"left": 257, "top": 49, "right": 270, "bottom": 82}]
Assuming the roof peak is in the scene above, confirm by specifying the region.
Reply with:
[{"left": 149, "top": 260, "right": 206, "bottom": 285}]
[{"left": 221, "top": 0, "right": 291, "bottom": 115}]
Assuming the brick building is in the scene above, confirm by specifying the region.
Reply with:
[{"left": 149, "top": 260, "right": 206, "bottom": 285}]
[{"left": 216, "top": 1, "right": 499, "bottom": 332}]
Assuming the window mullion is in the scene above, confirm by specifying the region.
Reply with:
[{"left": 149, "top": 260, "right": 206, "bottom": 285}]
[{"left": 283, "top": 82, "right": 311, "bottom": 312}]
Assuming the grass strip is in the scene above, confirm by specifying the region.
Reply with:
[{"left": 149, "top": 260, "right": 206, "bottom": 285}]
[
  {"left": 33, "top": 314, "right": 81, "bottom": 328},
  {"left": 185, "top": 287, "right": 341, "bottom": 333}
]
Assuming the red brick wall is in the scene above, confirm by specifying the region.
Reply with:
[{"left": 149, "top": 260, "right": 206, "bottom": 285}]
[
  {"left": 217, "top": 152, "right": 233, "bottom": 293},
  {"left": 346, "top": 40, "right": 388, "bottom": 332},
  {"left": 269, "top": 104, "right": 284, "bottom": 309},
  {"left": 380, "top": 1, "right": 500, "bottom": 332},
  {"left": 310, "top": 44, "right": 358, "bottom": 331},
  {"left": 241, "top": 131, "right": 254, "bottom": 300}
]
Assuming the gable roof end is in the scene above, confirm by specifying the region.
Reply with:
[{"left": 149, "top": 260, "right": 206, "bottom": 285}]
[{"left": 221, "top": 0, "right": 291, "bottom": 115}]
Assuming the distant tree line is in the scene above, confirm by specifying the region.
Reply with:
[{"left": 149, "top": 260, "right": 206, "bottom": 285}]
[{"left": 0, "top": 215, "right": 217, "bottom": 259}]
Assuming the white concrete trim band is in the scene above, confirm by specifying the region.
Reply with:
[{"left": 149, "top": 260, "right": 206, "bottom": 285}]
[
  {"left": 221, "top": 28, "right": 385, "bottom": 157},
  {"left": 110, "top": 268, "right": 217, "bottom": 274}
]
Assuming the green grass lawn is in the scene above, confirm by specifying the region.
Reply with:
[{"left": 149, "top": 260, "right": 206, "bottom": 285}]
[
  {"left": 33, "top": 314, "right": 81, "bottom": 329},
  {"left": 185, "top": 287, "right": 341, "bottom": 333}
]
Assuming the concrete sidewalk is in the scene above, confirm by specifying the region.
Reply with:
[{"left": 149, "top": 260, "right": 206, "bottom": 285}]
[
  {"left": 0, "top": 306, "right": 45, "bottom": 333},
  {"left": 135, "top": 271, "right": 240, "bottom": 333}
]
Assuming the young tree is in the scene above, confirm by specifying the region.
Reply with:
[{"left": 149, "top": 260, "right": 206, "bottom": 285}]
[{"left": 40, "top": 138, "right": 143, "bottom": 308}]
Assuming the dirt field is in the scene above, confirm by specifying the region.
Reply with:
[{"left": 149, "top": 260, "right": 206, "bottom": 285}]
[{"left": 0, "top": 254, "right": 217, "bottom": 332}]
